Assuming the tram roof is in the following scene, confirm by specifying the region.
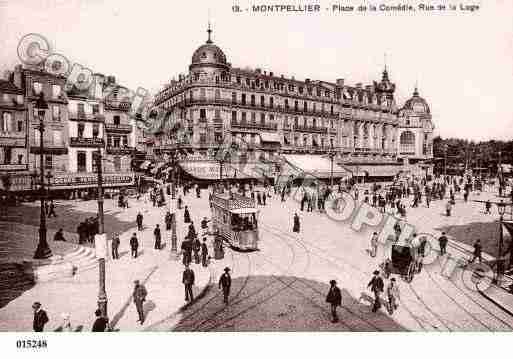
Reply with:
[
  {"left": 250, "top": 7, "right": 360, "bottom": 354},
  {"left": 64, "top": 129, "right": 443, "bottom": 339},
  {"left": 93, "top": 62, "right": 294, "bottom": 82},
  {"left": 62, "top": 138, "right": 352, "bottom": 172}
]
[{"left": 230, "top": 208, "right": 259, "bottom": 214}]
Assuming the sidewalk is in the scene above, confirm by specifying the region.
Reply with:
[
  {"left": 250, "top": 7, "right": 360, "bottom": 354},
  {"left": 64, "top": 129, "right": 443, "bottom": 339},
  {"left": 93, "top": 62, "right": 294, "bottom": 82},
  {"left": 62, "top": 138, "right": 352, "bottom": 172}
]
[{"left": 0, "top": 194, "right": 214, "bottom": 332}]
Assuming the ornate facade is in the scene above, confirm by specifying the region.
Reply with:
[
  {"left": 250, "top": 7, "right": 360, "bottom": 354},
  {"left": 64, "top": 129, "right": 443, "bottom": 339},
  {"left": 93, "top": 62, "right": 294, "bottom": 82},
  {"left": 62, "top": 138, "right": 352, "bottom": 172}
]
[{"left": 151, "top": 27, "right": 434, "bottom": 178}]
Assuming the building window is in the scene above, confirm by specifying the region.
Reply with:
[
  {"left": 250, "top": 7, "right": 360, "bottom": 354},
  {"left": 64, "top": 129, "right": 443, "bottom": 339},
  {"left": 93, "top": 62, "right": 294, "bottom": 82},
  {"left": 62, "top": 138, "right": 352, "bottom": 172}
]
[
  {"left": 77, "top": 151, "right": 86, "bottom": 172},
  {"left": 236, "top": 77, "right": 241, "bottom": 84},
  {"left": 284, "top": 99, "right": 289, "bottom": 109},
  {"left": 199, "top": 133, "right": 207, "bottom": 143},
  {"left": 330, "top": 105, "right": 334, "bottom": 115},
  {"left": 316, "top": 88, "right": 321, "bottom": 97},
  {"left": 214, "top": 109, "right": 220, "bottom": 119},
  {"left": 3, "top": 147, "right": 12, "bottom": 164},
  {"left": 400, "top": 131, "right": 415, "bottom": 154},
  {"left": 241, "top": 94, "right": 246, "bottom": 105},
  {"left": 1, "top": 112, "right": 12, "bottom": 132},
  {"left": 245, "top": 78, "right": 250, "bottom": 87},
  {"left": 215, "top": 89, "right": 220, "bottom": 100},
  {"left": 52, "top": 105, "right": 60, "bottom": 121},
  {"left": 270, "top": 114, "right": 274, "bottom": 122},
  {"left": 53, "top": 130, "right": 61, "bottom": 145},
  {"left": 313, "top": 103, "right": 317, "bottom": 112},
  {"left": 232, "top": 92, "right": 236, "bottom": 104},
  {"left": 113, "top": 115, "right": 120, "bottom": 126},
  {"left": 114, "top": 156, "right": 121, "bottom": 172},
  {"left": 107, "top": 135, "right": 112, "bottom": 147},
  {"left": 34, "top": 129, "right": 40, "bottom": 144},
  {"left": 294, "top": 117, "right": 298, "bottom": 127},
  {"left": 303, "top": 102, "right": 307, "bottom": 112},
  {"left": 92, "top": 104, "right": 99, "bottom": 114},
  {"left": 288, "top": 84, "right": 294, "bottom": 92},
  {"left": 200, "top": 88, "right": 206, "bottom": 99},
  {"left": 122, "top": 135, "right": 128, "bottom": 146},
  {"left": 250, "top": 94, "right": 255, "bottom": 106},
  {"left": 241, "top": 112, "right": 246, "bottom": 124},
  {"left": 17, "top": 154, "right": 23, "bottom": 164},
  {"left": 17, "top": 120, "right": 23, "bottom": 132},
  {"left": 251, "top": 112, "right": 256, "bottom": 124},
  {"left": 270, "top": 97, "right": 274, "bottom": 109},
  {"left": 77, "top": 123, "right": 85, "bottom": 138},
  {"left": 77, "top": 103, "right": 85, "bottom": 116},
  {"left": 92, "top": 124, "right": 99, "bottom": 138},
  {"left": 33, "top": 82, "right": 42, "bottom": 95},
  {"left": 113, "top": 136, "right": 120, "bottom": 147},
  {"left": 45, "top": 155, "right": 52, "bottom": 170},
  {"left": 312, "top": 119, "right": 317, "bottom": 128},
  {"left": 52, "top": 85, "right": 61, "bottom": 99},
  {"left": 260, "top": 113, "right": 265, "bottom": 125},
  {"left": 260, "top": 96, "right": 265, "bottom": 107},
  {"left": 231, "top": 111, "right": 237, "bottom": 124},
  {"left": 294, "top": 101, "right": 298, "bottom": 111},
  {"left": 200, "top": 109, "right": 206, "bottom": 119}
]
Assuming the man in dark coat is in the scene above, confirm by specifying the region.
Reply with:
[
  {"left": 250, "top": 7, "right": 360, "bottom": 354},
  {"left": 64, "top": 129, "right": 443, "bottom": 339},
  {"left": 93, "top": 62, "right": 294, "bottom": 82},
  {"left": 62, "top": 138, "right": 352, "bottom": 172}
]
[
  {"left": 438, "top": 232, "right": 448, "bottom": 256},
  {"left": 201, "top": 238, "right": 209, "bottom": 267},
  {"left": 133, "top": 280, "right": 147, "bottom": 324},
  {"left": 187, "top": 222, "right": 197, "bottom": 240},
  {"left": 92, "top": 309, "right": 108, "bottom": 332},
  {"left": 184, "top": 206, "right": 191, "bottom": 223},
  {"left": 262, "top": 192, "right": 267, "bottom": 205},
  {"left": 200, "top": 217, "right": 210, "bottom": 232},
  {"left": 219, "top": 267, "right": 232, "bottom": 304},
  {"left": 153, "top": 224, "right": 161, "bottom": 250},
  {"left": 326, "top": 280, "right": 342, "bottom": 323},
  {"left": 181, "top": 239, "right": 192, "bottom": 266},
  {"left": 111, "top": 232, "right": 120, "bottom": 260},
  {"left": 192, "top": 237, "right": 201, "bottom": 264},
  {"left": 53, "top": 228, "right": 66, "bottom": 241},
  {"left": 136, "top": 212, "right": 143, "bottom": 231},
  {"left": 165, "top": 212, "right": 172, "bottom": 231},
  {"left": 32, "top": 302, "right": 49, "bottom": 332},
  {"left": 368, "top": 270, "right": 384, "bottom": 312},
  {"left": 178, "top": 195, "right": 183, "bottom": 209},
  {"left": 182, "top": 264, "right": 195, "bottom": 301},
  {"left": 293, "top": 213, "right": 300, "bottom": 233},
  {"left": 47, "top": 200, "right": 57, "bottom": 217},
  {"left": 470, "top": 239, "right": 483, "bottom": 263},
  {"left": 130, "top": 233, "right": 139, "bottom": 258}
]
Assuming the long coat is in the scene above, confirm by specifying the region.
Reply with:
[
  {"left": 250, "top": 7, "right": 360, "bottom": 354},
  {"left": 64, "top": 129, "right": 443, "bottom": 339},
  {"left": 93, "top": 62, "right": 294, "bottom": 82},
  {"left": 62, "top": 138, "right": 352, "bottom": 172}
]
[
  {"left": 293, "top": 215, "right": 300, "bottom": 233},
  {"left": 326, "top": 286, "right": 342, "bottom": 306},
  {"left": 33, "top": 309, "right": 49, "bottom": 332},
  {"left": 184, "top": 208, "right": 191, "bottom": 223}
]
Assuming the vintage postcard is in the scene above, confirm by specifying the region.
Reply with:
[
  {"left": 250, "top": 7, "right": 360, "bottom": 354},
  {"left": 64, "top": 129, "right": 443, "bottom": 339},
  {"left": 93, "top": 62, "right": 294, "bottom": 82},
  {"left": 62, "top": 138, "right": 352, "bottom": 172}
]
[{"left": 0, "top": 0, "right": 512, "bottom": 355}]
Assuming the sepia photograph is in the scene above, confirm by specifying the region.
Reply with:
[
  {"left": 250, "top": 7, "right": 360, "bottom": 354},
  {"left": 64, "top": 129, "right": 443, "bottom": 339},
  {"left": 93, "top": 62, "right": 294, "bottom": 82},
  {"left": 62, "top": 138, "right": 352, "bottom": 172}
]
[{"left": 0, "top": 0, "right": 512, "bottom": 355}]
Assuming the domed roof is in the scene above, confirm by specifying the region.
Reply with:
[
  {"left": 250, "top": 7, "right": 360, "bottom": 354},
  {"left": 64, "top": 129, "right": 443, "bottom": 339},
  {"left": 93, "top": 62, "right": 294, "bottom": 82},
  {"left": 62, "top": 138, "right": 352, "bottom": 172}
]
[
  {"left": 190, "top": 25, "right": 228, "bottom": 68},
  {"left": 402, "top": 87, "right": 430, "bottom": 115}
]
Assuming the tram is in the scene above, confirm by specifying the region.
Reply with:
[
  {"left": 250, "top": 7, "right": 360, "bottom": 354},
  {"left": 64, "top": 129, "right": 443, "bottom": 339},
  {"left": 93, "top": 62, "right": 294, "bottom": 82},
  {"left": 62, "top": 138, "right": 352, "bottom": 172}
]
[{"left": 210, "top": 192, "right": 259, "bottom": 251}]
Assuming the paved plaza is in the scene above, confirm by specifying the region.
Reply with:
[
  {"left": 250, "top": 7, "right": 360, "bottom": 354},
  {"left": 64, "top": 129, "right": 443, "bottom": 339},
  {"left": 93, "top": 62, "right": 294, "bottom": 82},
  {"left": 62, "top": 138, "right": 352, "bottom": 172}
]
[{"left": 1, "top": 184, "right": 512, "bottom": 331}]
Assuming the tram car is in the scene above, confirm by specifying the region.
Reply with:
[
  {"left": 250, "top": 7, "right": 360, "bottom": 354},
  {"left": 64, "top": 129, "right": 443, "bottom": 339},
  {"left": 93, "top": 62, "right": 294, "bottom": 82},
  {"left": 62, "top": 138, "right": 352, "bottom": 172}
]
[
  {"left": 210, "top": 192, "right": 259, "bottom": 251},
  {"left": 381, "top": 244, "right": 421, "bottom": 283}
]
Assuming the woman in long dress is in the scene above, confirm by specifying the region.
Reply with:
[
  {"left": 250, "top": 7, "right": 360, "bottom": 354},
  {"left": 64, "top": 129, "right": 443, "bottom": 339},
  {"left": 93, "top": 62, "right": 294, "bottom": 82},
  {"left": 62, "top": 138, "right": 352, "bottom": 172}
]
[{"left": 184, "top": 205, "right": 191, "bottom": 223}]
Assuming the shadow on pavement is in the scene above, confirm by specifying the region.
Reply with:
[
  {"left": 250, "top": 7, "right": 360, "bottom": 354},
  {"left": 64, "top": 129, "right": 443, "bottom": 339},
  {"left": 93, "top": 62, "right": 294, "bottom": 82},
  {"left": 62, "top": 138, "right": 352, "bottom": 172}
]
[
  {"left": 0, "top": 263, "right": 35, "bottom": 309},
  {"left": 164, "top": 275, "right": 406, "bottom": 332}
]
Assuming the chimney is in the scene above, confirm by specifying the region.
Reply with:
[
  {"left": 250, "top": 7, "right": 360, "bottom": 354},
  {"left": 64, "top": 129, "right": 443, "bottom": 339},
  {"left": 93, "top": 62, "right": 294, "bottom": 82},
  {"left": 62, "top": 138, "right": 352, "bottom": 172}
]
[
  {"left": 269, "top": 72, "right": 274, "bottom": 77},
  {"left": 355, "top": 83, "right": 362, "bottom": 89},
  {"left": 255, "top": 68, "right": 261, "bottom": 74},
  {"left": 291, "top": 76, "right": 295, "bottom": 81},
  {"left": 263, "top": 71, "right": 267, "bottom": 76},
  {"left": 305, "top": 78, "right": 310, "bottom": 83},
  {"left": 280, "top": 74, "right": 284, "bottom": 79},
  {"left": 107, "top": 75, "right": 116, "bottom": 85},
  {"left": 336, "top": 79, "right": 344, "bottom": 87}
]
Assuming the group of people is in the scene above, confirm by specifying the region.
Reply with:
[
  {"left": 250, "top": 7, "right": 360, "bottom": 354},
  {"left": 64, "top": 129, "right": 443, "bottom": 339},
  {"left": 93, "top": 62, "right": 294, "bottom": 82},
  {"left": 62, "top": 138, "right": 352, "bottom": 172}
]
[{"left": 77, "top": 217, "right": 99, "bottom": 244}]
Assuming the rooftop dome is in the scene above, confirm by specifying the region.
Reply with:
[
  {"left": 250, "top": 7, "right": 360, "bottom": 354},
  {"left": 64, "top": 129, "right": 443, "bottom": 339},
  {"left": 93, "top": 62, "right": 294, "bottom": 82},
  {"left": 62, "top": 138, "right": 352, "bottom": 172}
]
[
  {"left": 402, "top": 87, "right": 430, "bottom": 115},
  {"left": 190, "top": 24, "right": 228, "bottom": 68}
]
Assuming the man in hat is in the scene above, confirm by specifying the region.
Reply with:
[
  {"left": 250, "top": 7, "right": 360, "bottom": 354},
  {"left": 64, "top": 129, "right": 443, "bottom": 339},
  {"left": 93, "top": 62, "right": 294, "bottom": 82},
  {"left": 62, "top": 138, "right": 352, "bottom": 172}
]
[
  {"left": 153, "top": 224, "right": 161, "bottom": 250},
  {"left": 130, "top": 232, "right": 139, "bottom": 258},
  {"left": 469, "top": 239, "right": 483, "bottom": 264},
  {"left": 136, "top": 212, "right": 143, "bottom": 231},
  {"left": 32, "top": 302, "right": 49, "bottom": 332},
  {"left": 201, "top": 238, "right": 209, "bottom": 267},
  {"left": 182, "top": 264, "right": 195, "bottom": 302},
  {"left": 386, "top": 278, "right": 400, "bottom": 314},
  {"left": 111, "top": 232, "right": 120, "bottom": 260},
  {"left": 367, "top": 270, "right": 384, "bottom": 313},
  {"left": 438, "top": 232, "right": 448, "bottom": 256},
  {"left": 326, "top": 280, "right": 342, "bottom": 323},
  {"left": 219, "top": 267, "right": 232, "bottom": 304},
  {"left": 133, "top": 280, "right": 147, "bottom": 324},
  {"left": 92, "top": 309, "right": 109, "bottom": 332}
]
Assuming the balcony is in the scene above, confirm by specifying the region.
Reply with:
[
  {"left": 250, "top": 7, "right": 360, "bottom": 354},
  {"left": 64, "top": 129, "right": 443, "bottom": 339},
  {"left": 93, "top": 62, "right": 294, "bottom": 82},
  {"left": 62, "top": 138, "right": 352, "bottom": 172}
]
[
  {"left": 30, "top": 142, "right": 68, "bottom": 155},
  {"left": 0, "top": 132, "right": 26, "bottom": 147},
  {"left": 105, "top": 123, "right": 132, "bottom": 133},
  {"left": 70, "top": 137, "right": 105, "bottom": 147},
  {"left": 69, "top": 111, "right": 105, "bottom": 122},
  {"left": 106, "top": 146, "right": 135, "bottom": 155},
  {"left": 231, "top": 122, "right": 278, "bottom": 131},
  {"left": 0, "top": 163, "right": 28, "bottom": 171},
  {"left": 104, "top": 100, "right": 131, "bottom": 111},
  {"left": 292, "top": 124, "right": 328, "bottom": 134}
]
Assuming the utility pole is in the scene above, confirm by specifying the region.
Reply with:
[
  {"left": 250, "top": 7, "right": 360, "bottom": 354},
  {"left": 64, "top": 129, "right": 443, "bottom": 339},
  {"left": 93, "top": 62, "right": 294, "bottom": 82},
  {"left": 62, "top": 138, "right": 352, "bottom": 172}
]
[{"left": 95, "top": 149, "right": 108, "bottom": 318}]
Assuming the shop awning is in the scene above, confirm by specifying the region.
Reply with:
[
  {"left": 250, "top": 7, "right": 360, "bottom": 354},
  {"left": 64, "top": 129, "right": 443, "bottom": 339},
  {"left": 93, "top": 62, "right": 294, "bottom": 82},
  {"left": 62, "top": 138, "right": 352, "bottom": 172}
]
[
  {"left": 140, "top": 160, "right": 151, "bottom": 170},
  {"left": 230, "top": 208, "right": 259, "bottom": 214},
  {"left": 281, "top": 154, "right": 352, "bottom": 179},
  {"left": 179, "top": 161, "right": 275, "bottom": 180},
  {"left": 260, "top": 132, "right": 281, "bottom": 143},
  {"left": 343, "top": 164, "right": 401, "bottom": 178}
]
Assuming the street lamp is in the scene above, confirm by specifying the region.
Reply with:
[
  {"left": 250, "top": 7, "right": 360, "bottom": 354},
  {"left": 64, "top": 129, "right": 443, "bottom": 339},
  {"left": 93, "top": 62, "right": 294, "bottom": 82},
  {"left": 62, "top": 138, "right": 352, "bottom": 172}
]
[
  {"left": 33, "top": 92, "right": 52, "bottom": 260},
  {"left": 443, "top": 144, "right": 448, "bottom": 177},
  {"left": 328, "top": 145, "right": 336, "bottom": 188},
  {"left": 495, "top": 200, "right": 506, "bottom": 285},
  {"left": 94, "top": 149, "right": 108, "bottom": 318},
  {"left": 498, "top": 151, "right": 503, "bottom": 197}
]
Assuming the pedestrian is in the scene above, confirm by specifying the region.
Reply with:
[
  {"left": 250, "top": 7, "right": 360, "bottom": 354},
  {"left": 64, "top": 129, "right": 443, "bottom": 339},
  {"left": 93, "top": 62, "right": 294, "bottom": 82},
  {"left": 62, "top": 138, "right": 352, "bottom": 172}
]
[
  {"left": 386, "top": 278, "right": 400, "bottom": 314},
  {"left": 136, "top": 212, "right": 143, "bottom": 231},
  {"left": 262, "top": 192, "right": 267, "bottom": 205},
  {"left": 133, "top": 280, "right": 147, "bottom": 324},
  {"left": 293, "top": 212, "right": 300, "bottom": 233},
  {"left": 256, "top": 191, "right": 262, "bottom": 205},
  {"left": 130, "top": 232, "right": 139, "bottom": 258},
  {"left": 469, "top": 239, "right": 482, "bottom": 263},
  {"left": 192, "top": 236, "right": 201, "bottom": 264},
  {"left": 182, "top": 264, "right": 195, "bottom": 302},
  {"left": 200, "top": 216, "right": 210, "bottom": 234},
  {"left": 47, "top": 200, "right": 57, "bottom": 217},
  {"left": 325, "top": 280, "right": 342, "bottom": 323},
  {"left": 165, "top": 211, "right": 172, "bottom": 231},
  {"left": 485, "top": 200, "right": 491, "bottom": 214},
  {"left": 92, "top": 309, "right": 108, "bottom": 332},
  {"left": 367, "top": 270, "right": 384, "bottom": 313},
  {"left": 219, "top": 267, "right": 232, "bottom": 304},
  {"left": 32, "top": 302, "right": 49, "bottom": 332},
  {"left": 181, "top": 238, "right": 192, "bottom": 266},
  {"left": 111, "top": 232, "right": 120, "bottom": 260},
  {"left": 370, "top": 232, "right": 378, "bottom": 257},
  {"left": 445, "top": 201, "right": 452, "bottom": 217},
  {"left": 201, "top": 238, "right": 208, "bottom": 267},
  {"left": 184, "top": 206, "right": 191, "bottom": 223},
  {"left": 53, "top": 228, "right": 66, "bottom": 241},
  {"left": 178, "top": 195, "right": 183, "bottom": 210},
  {"left": 196, "top": 184, "right": 201, "bottom": 198},
  {"left": 154, "top": 224, "right": 161, "bottom": 250}
]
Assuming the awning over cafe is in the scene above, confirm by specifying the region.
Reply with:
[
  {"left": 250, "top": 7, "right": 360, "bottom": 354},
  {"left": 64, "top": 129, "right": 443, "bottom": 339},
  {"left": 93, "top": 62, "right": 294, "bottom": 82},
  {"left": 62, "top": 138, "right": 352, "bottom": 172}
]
[
  {"left": 260, "top": 132, "right": 281, "bottom": 143},
  {"left": 178, "top": 161, "right": 274, "bottom": 180},
  {"left": 281, "top": 154, "right": 352, "bottom": 179},
  {"left": 342, "top": 164, "right": 401, "bottom": 178}
]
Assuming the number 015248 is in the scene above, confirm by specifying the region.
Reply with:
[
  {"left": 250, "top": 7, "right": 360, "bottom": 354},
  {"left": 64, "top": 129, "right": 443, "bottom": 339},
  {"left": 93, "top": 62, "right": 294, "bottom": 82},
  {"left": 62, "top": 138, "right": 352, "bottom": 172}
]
[{"left": 16, "top": 339, "right": 48, "bottom": 349}]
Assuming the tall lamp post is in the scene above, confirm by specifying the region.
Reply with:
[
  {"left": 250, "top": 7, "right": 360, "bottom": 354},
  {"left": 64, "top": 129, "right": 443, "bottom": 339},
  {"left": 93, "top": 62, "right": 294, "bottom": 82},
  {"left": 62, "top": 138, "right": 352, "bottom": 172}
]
[
  {"left": 495, "top": 200, "right": 506, "bottom": 285},
  {"left": 33, "top": 93, "right": 52, "bottom": 259},
  {"left": 443, "top": 144, "right": 448, "bottom": 177},
  {"left": 94, "top": 149, "right": 108, "bottom": 318},
  {"left": 328, "top": 145, "right": 336, "bottom": 188},
  {"left": 498, "top": 151, "right": 503, "bottom": 197}
]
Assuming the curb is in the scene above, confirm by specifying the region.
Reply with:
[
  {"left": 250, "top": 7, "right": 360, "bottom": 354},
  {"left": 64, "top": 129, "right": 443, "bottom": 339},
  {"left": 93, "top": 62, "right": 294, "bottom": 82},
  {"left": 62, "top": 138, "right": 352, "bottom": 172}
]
[{"left": 477, "top": 285, "right": 513, "bottom": 317}]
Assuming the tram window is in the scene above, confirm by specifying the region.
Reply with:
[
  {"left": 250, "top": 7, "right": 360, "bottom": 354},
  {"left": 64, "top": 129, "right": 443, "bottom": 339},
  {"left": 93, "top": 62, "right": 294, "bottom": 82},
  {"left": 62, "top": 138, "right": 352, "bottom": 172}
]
[{"left": 231, "top": 213, "right": 257, "bottom": 232}]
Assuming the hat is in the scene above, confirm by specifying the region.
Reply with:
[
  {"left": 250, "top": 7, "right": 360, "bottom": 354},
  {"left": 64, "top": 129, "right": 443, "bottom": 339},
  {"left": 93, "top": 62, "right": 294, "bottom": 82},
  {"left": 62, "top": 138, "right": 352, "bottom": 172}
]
[
  {"left": 224, "top": 267, "right": 230, "bottom": 272},
  {"left": 330, "top": 280, "right": 336, "bottom": 285},
  {"left": 373, "top": 270, "right": 380, "bottom": 275},
  {"left": 391, "top": 278, "right": 396, "bottom": 282},
  {"left": 32, "top": 302, "right": 41, "bottom": 309}
]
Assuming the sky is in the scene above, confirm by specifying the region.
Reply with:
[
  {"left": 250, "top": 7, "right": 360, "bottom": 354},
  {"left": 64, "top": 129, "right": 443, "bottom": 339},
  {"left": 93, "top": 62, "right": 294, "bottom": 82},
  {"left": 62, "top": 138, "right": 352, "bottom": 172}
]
[{"left": 0, "top": 0, "right": 512, "bottom": 141}]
